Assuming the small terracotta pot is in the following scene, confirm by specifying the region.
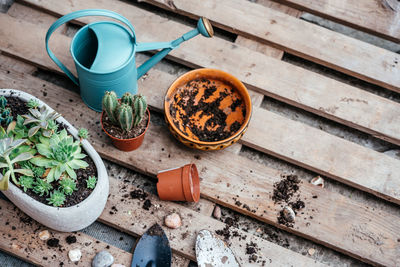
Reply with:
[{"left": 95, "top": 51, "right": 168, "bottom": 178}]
[
  {"left": 101, "top": 109, "right": 150, "bottom": 152},
  {"left": 157, "top": 163, "right": 200, "bottom": 202}
]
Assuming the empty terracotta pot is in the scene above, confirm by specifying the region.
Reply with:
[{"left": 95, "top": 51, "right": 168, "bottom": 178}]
[
  {"left": 157, "top": 163, "right": 200, "bottom": 202},
  {"left": 100, "top": 109, "right": 150, "bottom": 152}
]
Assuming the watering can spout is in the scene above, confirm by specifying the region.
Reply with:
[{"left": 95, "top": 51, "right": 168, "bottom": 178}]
[{"left": 137, "top": 17, "right": 213, "bottom": 78}]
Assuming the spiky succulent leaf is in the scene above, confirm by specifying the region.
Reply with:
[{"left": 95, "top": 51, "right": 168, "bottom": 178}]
[
  {"left": 33, "top": 178, "right": 52, "bottom": 196},
  {"left": 86, "top": 176, "right": 97, "bottom": 189},
  {"left": 19, "top": 175, "right": 34, "bottom": 192},
  {"left": 132, "top": 94, "right": 147, "bottom": 127},
  {"left": 0, "top": 171, "right": 10, "bottom": 190},
  {"left": 78, "top": 128, "right": 89, "bottom": 139},
  {"left": 116, "top": 104, "right": 133, "bottom": 132},
  {"left": 26, "top": 99, "right": 40, "bottom": 109},
  {"left": 59, "top": 178, "right": 76, "bottom": 195},
  {"left": 47, "top": 190, "right": 65, "bottom": 207},
  {"left": 22, "top": 106, "right": 61, "bottom": 137},
  {"left": 0, "top": 96, "right": 7, "bottom": 109},
  {"left": 102, "top": 91, "right": 118, "bottom": 124}
]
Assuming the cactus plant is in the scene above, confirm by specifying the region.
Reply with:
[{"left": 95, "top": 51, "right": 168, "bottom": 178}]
[
  {"left": 102, "top": 91, "right": 118, "bottom": 124},
  {"left": 0, "top": 96, "right": 13, "bottom": 125},
  {"left": 132, "top": 94, "right": 147, "bottom": 127},
  {"left": 102, "top": 91, "right": 148, "bottom": 133}
]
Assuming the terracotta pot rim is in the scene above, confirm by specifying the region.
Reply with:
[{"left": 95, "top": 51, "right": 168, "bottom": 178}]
[
  {"left": 164, "top": 68, "right": 252, "bottom": 146},
  {"left": 182, "top": 164, "right": 194, "bottom": 202},
  {"left": 101, "top": 108, "right": 150, "bottom": 142}
]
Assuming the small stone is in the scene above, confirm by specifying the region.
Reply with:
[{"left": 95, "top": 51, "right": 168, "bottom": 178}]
[
  {"left": 213, "top": 206, "right": 221, "bottom": 219},
  {"left": 111, "top": 264, "right": 127, "bottom": 267},
  {"left": 164, "top": 213, "right": 182, "bottom": 229},
  {"left": 308, "top": 248, "right": 315, "bottom": 256},
  {"left": 283, "top": 206, "right": 295, "bottom": 222},
  {"left": 11, "top": 243, "right": 22, "bottom": 250},
  {"left": 68, "top": 249, "right": 82, "bottom": 262},
  {"left": 38, "top": 230, "right": 50, "bottom": 240},
  {"left": 92, "top": 250, "right": 114, "bottom": 267},
  {"left": 310, "top": 176, "right": 324, "bottom": 188}
]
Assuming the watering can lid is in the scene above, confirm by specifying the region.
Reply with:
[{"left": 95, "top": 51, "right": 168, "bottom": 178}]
[{"left": 89, "top": 22, "right": 135, "bottom": 72}]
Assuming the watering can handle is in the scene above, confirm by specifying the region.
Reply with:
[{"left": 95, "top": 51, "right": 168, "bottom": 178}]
[{"left": 45, "top": 9, "right": 137, "bottom": 86}]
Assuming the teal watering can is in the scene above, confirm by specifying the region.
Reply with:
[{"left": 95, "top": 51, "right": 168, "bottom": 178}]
[{"left": 45, "top": 9, "right": 214, "bottom": 111}]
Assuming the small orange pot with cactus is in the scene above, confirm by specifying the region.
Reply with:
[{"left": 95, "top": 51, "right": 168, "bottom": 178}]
[{"left": 100, "top": 91, "right": 150, "bottom": 152}]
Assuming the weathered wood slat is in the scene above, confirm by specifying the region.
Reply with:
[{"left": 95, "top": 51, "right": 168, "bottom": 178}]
[
  {"left": 2, "top": 13, "right": 400, "bottom": 206},
  {"left": 17, "top": 0, "right": 400, "bottom": 147},
  {"left": 269, "top": 0, "right": 400, "bottom": 43},
  {"left": 140, "top": 0, "right": 400, "bottom": 92},
  {"left": 1, "top": 61, "right": 399, "bottom": 266},
  {"left": 0, "top": 199, "right": 132, "bottom": 267}
]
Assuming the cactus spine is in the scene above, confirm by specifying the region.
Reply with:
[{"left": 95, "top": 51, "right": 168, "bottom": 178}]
[
  {"left": 121, "top": 92, "right": 134, "bottom": 106},
  {"left": 116, "top": 104, "right": 133, "bottom": 131},
  {"left": 0, "top": 96, "right": 7, "bottom": 109},
  {"left": 0, "top": 96, "right": 12, "bottom": 125},
  {"left": 102, "top": 91, "right": 118, "bottom": 124},
  {"left": 132, "top": 94, "right": 147, "bottom": 127}
]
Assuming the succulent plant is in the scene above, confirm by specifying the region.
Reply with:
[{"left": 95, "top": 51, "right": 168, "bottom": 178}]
[
  {"left": 27, "top": 99, "right": 40, "bottom": 109},
  {"left": 20, "top": 161, "right": 45, "bottom": 178},
  {"left": 116, "top": 104, "right": 133, "bottom": 131},
  {"left": 0, "top": 96, "right": 7, "bottom": 109},
  {"left": 33, "top": 178, "right": 53, "bottom": 196},
  {"left": 102, "top": 91, "right": 148, "bottom": 132},
  {"left": 19, "top": 175, "right": 34, "bottom": 192},
  {"left": 22, "top": 106, "right": 61, "bottom": 137},
  {"left": 132, "top": 94, "right": 147, "bottom": 127},
  {"left": 102, "top": 91, "right": 118, "bottom": 124},
  {"left": 12, "top": 115, "right": 29, "bottom": 140},
  {"left": 86, "top": 176, "right": 97, "bottom": 189},
  {"left": 59, "top": 177, "right": 76, "bottom": 195},
  {"left": 30, "top": 129, "right": 88, "bottom": 183},
  {"left": 0, "top": 96, "right": 13, "bottom": 125},
  {"left": 78, "top": 128, "right": 89, "bottom": 140},
  {"left": 0, "top": 137, "right": 34, "bottom": 190},
  {"left": 47, "top": 190, "right": 65, "bottom": 207},
  {"left": 121, "top": 92, "right": 134, "bottom": 106}
]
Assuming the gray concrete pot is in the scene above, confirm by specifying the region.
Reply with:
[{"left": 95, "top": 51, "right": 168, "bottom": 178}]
[{"left": 0, "top": 89, "right": 109, "bottom": 232}]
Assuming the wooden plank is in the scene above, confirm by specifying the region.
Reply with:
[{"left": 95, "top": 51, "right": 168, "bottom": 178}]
[
  {"left": 0, "top": 199, "right": 132, "bottom": 267},
  {"left": 1, "top": 15, "right": 400, "bottom": 205},
  {"left": 269, "top": 0, "right": 400, "bottom": 43},
  {"left": 139, "top": 0, "right": 400, "bottom": 92},
  {"left": 100, "top": 178, "right": 324, "bottom": 266},
  {"left": 1, "top": 62, "right": 399, "bottom": 266},
  {"left": 13, "top": 2, "right": 400, "bottom": 148}
]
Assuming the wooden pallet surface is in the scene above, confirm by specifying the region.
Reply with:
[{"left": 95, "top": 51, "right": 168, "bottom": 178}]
[
  {"left": 139, "top": 0, "right": 400, "bottom": 92},
  {"left": 1, "top": 55, "right": 399, "bottom": 266},
  {"left": 19, "top": 0, "right": 400, "bottom": 148},
  {"left": 2, "top": 12, "right": 400, "bottom": 207},
  {"left": 271, "top": 0, "right": 400, "bottom": 43}
]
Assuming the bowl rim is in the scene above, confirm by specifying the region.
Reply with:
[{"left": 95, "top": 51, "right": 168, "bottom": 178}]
[{"left": 164, "top": 68, "right": 252, "bottom": 146}]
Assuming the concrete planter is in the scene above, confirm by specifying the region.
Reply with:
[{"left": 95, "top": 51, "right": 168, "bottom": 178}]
[{"left": 0, "top": 89, "right": 109, "bottom": 232}]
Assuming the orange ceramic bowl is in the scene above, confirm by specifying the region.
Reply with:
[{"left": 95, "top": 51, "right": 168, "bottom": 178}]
[{"left": 164, "top": 68, "right": 252, "bottom": 151}]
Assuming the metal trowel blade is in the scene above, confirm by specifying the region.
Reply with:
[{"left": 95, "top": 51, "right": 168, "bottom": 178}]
[
  {"left": 196, "top": 229, "right": 240, "bottom": 267},
  {"left": 131, "top": 223, "right": 171, "bottom": 267}
]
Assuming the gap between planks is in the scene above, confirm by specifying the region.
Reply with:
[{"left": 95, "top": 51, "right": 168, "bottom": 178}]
[
  {"left": 17, "top": 0, "right": 400, "bottom": 149},
  {"left": 1, "top": 13, "right": 400, "bottom": 206},
  {"left": 1, "top": 58, "right": 399, "bottom": 266}
]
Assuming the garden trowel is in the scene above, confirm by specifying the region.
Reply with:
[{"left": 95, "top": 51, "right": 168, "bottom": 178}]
[
  {"left": 196, "top": 229, "right": 240, "bottom": 267},
  {"left": 131, "top": 223, "right": 171, "bottom": 267}
]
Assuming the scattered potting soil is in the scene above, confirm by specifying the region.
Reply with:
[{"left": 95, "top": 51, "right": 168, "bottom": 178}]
[
  {"left": 130, "top": 189, "right": 148, "bottom": 201},
  {"left": 147, "top": 224, "right": 164, "bottom": 237},
  {"left": 142, "top": 199, "right": 152, "bottom": 210},
  {"left": 102, "top": 111, "right": 149, "bottom": 139},
  {"left": 66, "top": 235, "right": 77, "bottom": 244},
  {"left": 6, "top": 96, "right": 97, "bottom": 207},
  {"left": 169, "top": 78, "right": 246, "bottom": 142},
  {"left": 246, "top": 241, "right": 259, "bottom": 263},
  {"left": 272, "top": 174, "right": 301, "bottom": 203},
  {"left": 47, "top": 238, "right": 60, "bottom": 247}
]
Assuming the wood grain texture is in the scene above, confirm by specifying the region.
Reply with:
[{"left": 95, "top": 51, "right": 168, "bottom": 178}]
[
  {"left": 1, "top": 62, "right": 399, "bottom": 266},
  {"left": 139, "top": 0, "right": 400, "bottom": 92},
  {"left": 1, "top": 14, "right": 399, "bottom": 206},
  {"left": 269, "top": 0, "right": 400, "bottom": 43},
  {"left": 0, "top": 199, "right": 132, "bottom": 267},
  {"left": 16, "top": 0, "right": 400, "bottom": 147}
]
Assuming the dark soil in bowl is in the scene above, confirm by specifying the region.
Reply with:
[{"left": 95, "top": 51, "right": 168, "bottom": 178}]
[
  {"left": 169, "top": 78, "right": 246, "bottom": 142},
  {"left": 5, "top": 96, "right": 97, "bottom": 207},
  {"left": 102, "top": 111, "right": 149, "bottom": 139}
]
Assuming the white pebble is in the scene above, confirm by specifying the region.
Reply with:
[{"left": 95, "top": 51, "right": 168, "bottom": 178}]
[
  {"left": 111, "top": 264, "right": 127, "bottom": 267},
  {"left": 213, "top": 206, "right": 221, "bottom": 219},
  {"left": 68, "top": 249, "right": 82, "bottom": 262},
  {"left": 283, "top": 206, "right": 295, "bottom": 222},
  {"left": 310, "top": 176, "right": 324, "bottom": 188},
  {"left": 308, "top": 248, "right": 315, "bottom": 256},
  {"left": 38, "top": 230, "right": 50, "bottom": 241},
  {"left": 164, "top": 213, "right": 182, "bottom": 229}
]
